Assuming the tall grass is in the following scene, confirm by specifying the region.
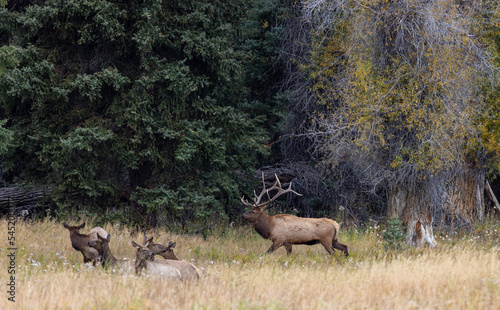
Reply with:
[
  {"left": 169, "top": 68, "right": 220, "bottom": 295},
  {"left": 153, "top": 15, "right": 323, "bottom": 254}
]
[{"left": 1, "top": 218, "right": 499, "bottom": 309}]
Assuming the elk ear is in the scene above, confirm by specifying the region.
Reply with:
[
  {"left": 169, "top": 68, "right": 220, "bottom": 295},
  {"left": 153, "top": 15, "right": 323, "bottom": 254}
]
[
  {"left": 168, "top": 241, "right": 176, "bottom": 249},
  {"left": 63, "top": 222, "right": 70, "bottom": 229},
  {"left": 89, "top": 240, "right": 97, "bottom": 247},
  {"left": 97, "top": 233, "right": 110, "bottom": 242},
  {"left": 132, "top": 241, "right": 140, "bottom": 248},
  {"left": 147, "top": 237, "right": 153, "bottom": 244},
  {"left": 78, "top": 222, "right": 86, "bottom": 230}
]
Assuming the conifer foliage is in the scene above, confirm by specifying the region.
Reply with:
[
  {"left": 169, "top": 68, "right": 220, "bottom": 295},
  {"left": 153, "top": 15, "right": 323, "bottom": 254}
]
[{"left": 0, "top": 0, "right": 288, "bottom": 225}]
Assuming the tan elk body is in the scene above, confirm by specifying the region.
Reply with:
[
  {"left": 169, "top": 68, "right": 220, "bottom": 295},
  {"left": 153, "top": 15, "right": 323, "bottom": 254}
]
[
  {"left": 142, "top": 235, "right": 204, "bottom": 279},
  {"left": 241, "top": 174, "right": 348, "bottom": 256},
  {"left": 154, "top": 257, "right": 203, "bottom": 280},
  {"left": 131, "top": 241, "right": 182, "bottom": 279},
  {"left": 63, "top": 222, "right": 109, "bottom": 265}
]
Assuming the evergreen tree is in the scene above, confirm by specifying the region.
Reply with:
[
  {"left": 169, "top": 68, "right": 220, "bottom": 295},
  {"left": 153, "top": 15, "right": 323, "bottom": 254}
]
[
  {"left": 383, "top": 215, "right": 407, "bottom": 251},
  {"left": 0, "top": 0, "right": 288, "bottom": 225}
]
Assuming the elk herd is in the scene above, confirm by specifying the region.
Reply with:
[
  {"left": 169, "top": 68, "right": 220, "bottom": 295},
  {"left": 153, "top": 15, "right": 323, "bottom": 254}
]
[
  {"left": 63, "top": 174, "right": 348, "bottom": 280},
  {"left": 62, "top": 222, "right": 204, "bottom": 279}
]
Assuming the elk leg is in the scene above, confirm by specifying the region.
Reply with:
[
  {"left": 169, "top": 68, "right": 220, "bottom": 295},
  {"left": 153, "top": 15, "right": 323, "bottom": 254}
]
[
  {"left": 284, "top": 244, "right": 292, "bottom": 256},
  {"left": 266, "top": 241, "right": 284, "bottom": 254},
  {"left": 320, "top": 240, "right": 334, "bottom": 255},
  {"left": 332, "top": 240, "right": 349, "bottom": 257},
  {"left": 266, "top": 244, "right": 276, "bottom": 254}
]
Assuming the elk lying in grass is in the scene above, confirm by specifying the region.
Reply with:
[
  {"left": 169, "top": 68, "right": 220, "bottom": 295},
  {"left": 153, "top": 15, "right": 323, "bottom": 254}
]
[
  {"left": 241, "top": 174, "right": 348, "bottom": 257},
  {"left": 143, "top": 234, "right": 179, "bottom": 260},
  {"left": 131, "top": 241, "right": 182, "bottom": 279},
  {"left": 88, "top": 234, "right": 134, "bottom": 273},
  {"left": 153, "top": 255, "right": 204, "bottom": 280},
  {"left": 63, "top": 222, "right": 109, "bottom": 265},
  {"left": 136, "top": 238, "right": 203, "bottom": 280}
]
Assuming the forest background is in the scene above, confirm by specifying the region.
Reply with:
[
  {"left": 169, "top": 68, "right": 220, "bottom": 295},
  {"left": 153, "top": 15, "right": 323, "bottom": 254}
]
[{"left": 1, "top": 0, "right": 500, "bottom": 246}]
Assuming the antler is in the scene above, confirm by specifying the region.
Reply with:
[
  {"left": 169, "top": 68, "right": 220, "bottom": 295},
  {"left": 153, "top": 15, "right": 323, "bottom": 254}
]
[{"left": 240, "top": 173, "right": 302, "bottom": 210}]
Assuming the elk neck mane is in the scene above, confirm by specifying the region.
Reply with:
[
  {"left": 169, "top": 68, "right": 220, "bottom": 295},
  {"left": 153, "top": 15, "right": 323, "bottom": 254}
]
[{"left": 253, "top": 213, "right": 274, "bottom": 239}]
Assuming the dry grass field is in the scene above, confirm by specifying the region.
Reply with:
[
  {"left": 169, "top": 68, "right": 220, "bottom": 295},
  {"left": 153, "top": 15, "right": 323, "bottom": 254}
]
[{"left": 1, "top": 218, "right": 499, "bottom": 309}]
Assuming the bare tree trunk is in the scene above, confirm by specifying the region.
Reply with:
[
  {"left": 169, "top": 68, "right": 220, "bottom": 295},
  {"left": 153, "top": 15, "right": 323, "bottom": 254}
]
[
  {"left": 387, "top": 186, "right": 437, "bottom": 247},
  {"left": 445, "top": 166, "right": 485, "bottom": 224},
  {"left": 387, "top": 167, "right": 486, "bottom": 248}
]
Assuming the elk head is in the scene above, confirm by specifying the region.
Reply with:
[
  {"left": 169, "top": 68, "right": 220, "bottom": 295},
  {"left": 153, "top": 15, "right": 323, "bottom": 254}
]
[
  {"left": 143, "top": 234, "right": 178, "bottom": 260},
  {"left": 132, "top": 241, "right": 156, "bottom": 274},
  {"left": 241, "top": 173, "right": 302, "bottom": 224}
]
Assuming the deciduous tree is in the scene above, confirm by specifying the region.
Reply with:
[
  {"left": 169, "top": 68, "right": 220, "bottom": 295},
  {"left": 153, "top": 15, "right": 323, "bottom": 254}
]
[{"left": 286, "top": 0, "right": 497, "bottom": 245}]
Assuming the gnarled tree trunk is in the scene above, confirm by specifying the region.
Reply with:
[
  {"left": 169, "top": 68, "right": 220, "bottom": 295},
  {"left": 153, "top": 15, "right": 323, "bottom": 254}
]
[
  {"left": 387, "top": 186, "right": 437, "bottom": 247},
  {"left": 444, "top": 166, "right": 485, "bottom": 224},
  {"left": 388, "top": 166, "right": 487, "bottom": 248}
]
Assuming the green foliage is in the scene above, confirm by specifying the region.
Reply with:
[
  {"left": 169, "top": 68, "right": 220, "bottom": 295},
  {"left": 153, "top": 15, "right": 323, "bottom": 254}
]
[
  {"left": 0, "top": 119, "right": 12, "bottom": 153},
  {"left": 478, "top": 1, "right": 500, "bottom": 172},
  {"left": 0, "top": 0, "right": 289, "bottom": 224},
  {"left": 383, "top": 215, "right": 407, "bottom": 251}
]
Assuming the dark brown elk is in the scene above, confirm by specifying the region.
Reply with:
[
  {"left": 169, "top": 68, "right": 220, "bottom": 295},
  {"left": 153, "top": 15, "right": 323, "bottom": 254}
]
[
  {"left": 63, "top": 222, "right": 109, "bottom": 265},
  {"left": 143, "top": 234, "right": 179, "bottom": 260},
  {"left": 88, "top": 234, "right": 133, "bottom": 273},
  {"left": 241, "top": 174, "right": 348, "bottom": 257}
]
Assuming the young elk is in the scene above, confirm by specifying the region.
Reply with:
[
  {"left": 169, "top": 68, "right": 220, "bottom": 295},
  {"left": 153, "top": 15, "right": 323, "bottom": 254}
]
[
  {"left": 88, "top": 234, "right": 134, "bottom": 273},
  {"left": 241, "top": 174, "right": 348, "bottom": 257},
  {"left": 63, "top": 222, "right": 109, "bottom": 265},
  {"left": 131, "top": 241, "right": 182, "bottom": 279},
  {"left": 143, "top": 234, "right": 179, "bottom": 260}
]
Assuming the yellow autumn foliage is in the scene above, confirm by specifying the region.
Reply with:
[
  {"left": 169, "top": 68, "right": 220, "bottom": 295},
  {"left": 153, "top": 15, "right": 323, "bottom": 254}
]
[{"left": 304, "top": 0, "right": 496, "bottom": 178}]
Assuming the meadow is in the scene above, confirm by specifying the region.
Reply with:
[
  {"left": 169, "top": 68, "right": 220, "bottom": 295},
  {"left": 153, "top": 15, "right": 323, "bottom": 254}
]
[{"left": 0, "top": 218, "right": 499, "bottom": 309}]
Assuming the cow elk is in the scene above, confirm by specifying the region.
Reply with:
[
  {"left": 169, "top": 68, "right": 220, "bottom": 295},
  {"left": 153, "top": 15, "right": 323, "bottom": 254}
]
[
  {"left": 88, "top": 234, "right": 134, "bottom": 273},
  {"left": 131, "top": 241, "right": 182, "bottom": 279},
  {"left": 63, "top": 222, "right": 109, "bottom": 265},
  {"left": 143, "top": 234, "right": 179, "bottom": 260},
  {"left": 241, "top": 174, "right": 348, "bottom": 257},
  {"left": 137, "top": 237, "right": 203, "bottom": 280}
]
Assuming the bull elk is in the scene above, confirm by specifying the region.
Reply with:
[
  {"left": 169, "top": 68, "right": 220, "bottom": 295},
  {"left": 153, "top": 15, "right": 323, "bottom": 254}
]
[
  {"left": 241, "top": 174, "right": 348, "bottom": 257},
  {"left": 63, "top": 222, "right": 109, "bottom": 265}
]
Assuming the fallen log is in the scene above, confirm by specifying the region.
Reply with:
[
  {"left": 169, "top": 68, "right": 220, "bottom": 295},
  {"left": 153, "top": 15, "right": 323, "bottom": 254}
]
[{"left": 0, "top": 186, "right": 50, "bottom": 214}]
